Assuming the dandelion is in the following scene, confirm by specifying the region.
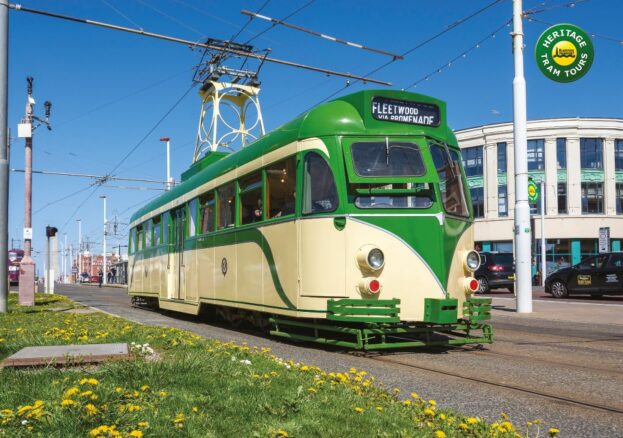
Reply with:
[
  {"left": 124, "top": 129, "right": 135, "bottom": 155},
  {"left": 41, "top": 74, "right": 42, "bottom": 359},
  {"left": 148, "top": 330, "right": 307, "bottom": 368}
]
[
  {"left": 466, "top": 417, "right": 478, "bottom": 425},
  {"left": 423, "top": 408, "right": 435, "bottom": 417},
  {"left": 84, "top": 403, "right": 98, "bottom": 416},
  {"left": 129, "top": 431, "right": 143, "bottom": 438},
  {"left": 80, "top": 390, "right": 93, "bottom": 397},
  {"left": 159, "top": 391, "right": 168, "bottom": 397},
  {"left": 64, "top": 387, "right": 80, "bottom": 397},
  {"left": 308, "top": 387, "right": 317, "bottom": 394},
  {"left": 428, "top": 399, "right": 436, "bottom": 406},
  {"left": 434, "top": 431, "right": 446, "bottom": 438},
  {"left": 354, "top": 407, "right": 364, "bottom": 413},
  {"left": 138, "top": 421, "right": 149, "bottom": 428},
  {"left": 61, "top": 399, "right": 76, "bottom": 407},
  {"left": 192, "top": 407, "right": 199, "bottom": 413},
  {"left": 548, "top": 428, "right": 560, "bottom": 437},
  {"left": 376, "top": 406, "right": 383, "bottom": 411},
  {"left": 403, "top": 400, "right": 412, "bottom": 407},
  {"left": 140, "top": 385, "right": 149, "bottom": 392},
  {"left": 276, "top": 430, "right": 289, "bottom": 437},
  {"left": 410, "top": 392, "right": 419, "bottom": 399},
  {"left": 459, "top": 423, "right": 468, "bottom": 431}
]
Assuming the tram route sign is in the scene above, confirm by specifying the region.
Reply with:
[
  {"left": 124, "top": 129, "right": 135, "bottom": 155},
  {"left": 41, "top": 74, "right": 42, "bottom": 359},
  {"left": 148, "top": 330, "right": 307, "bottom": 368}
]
[
  {"left": 535, "top": 23, "right": 594, "bottom": 83},
  {"left": 371, "top": 96, "right": 440, "bottom": 127}
]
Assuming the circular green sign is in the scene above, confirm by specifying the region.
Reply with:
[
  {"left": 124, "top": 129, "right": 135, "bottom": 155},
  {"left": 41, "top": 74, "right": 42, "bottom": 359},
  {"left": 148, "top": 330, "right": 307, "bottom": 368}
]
[
  {"left": 528, "top": 181, "right": 539, "bottom": 203},
  {"left": 535, "top": 23, "right": 594, "bottom": 83}
]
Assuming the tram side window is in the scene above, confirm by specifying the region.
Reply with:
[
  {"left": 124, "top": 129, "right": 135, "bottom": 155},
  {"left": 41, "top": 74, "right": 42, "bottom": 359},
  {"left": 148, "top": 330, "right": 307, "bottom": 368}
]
[
  {"left": 144, "top": 221, "right": 152, "bottom": 248},
  {"left": 188, "top": 199, "right": 198, "bottom": 237},
  {"left": 162, "top": 211, "right": 170, "bottom": 244},
  {"left": 153, "top": 216, "right": 161, "bottom": 246},
  {"left": 303, "top": 152, "right": 338, "bottom": 214},
  {"left": 239, "top": 172, "right": 263, "bottom": 225},
  {"left": 136, "top": 225, "right": 143, "bottom": 251},
  {"left": 267, "top": 157, "right": 296, "bottom": 218},
  {"left": 199, "top": 192, "right": 215, "bottom": 233},
  {"left": 430, "top": 144, "right": 469, "bottom": 217},
  {"left": 217, "top": 183, "right": 235, "bottom": 229},
  {"left": 129, "top": 228, "right": 135, "bottom": 255}
]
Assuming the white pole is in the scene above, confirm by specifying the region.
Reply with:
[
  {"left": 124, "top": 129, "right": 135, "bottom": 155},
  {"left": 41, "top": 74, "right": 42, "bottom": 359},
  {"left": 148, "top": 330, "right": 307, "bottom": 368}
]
[
  {"left": 63, "top": 232, "right": 67, "bottom": 283},
  {"left": 77, "top": 219, "right": 82, "bottom": 283},
  {"left": 512, "top": 0, "right": 532, "bottom": 313},
  {"left": 101, "top": 195, "right": 107, "bottom": 285},
  {"left": 161, "top": 136, "right": 173, "bottom": 190},
  {"left": 540, "top": 180, "right": 546, "bottom": 286}
]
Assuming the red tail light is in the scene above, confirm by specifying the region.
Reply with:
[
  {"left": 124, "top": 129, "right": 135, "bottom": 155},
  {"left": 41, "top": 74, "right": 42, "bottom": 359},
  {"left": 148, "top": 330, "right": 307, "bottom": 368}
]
[
  {"left": 488, "top": 265, "right": 504, "bottom": 272},
  {"left": 469, "top": 279, "right": 479, "bottom": 292}
]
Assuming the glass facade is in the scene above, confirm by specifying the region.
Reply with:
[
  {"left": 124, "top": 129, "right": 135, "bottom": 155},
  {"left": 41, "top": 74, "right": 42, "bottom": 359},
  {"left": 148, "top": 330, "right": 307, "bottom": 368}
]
[
  {"left": 616, "top": 139, "right": 623, "bottom": 171},
  {"left": 556, "top": 138, "right": 566, "bottom": 169},
  {"left": 498, "top": 185, "right": 508, "bottom": 217},
  {"left": 470, "top": 187, "right": 484, "bottom": 218},
  {"left": 580, "top": 138, "right": 603, "bottom": 169},
  {"left": 497, "top": 142, "right": 507, "bottom": 173},
  {"left": 527, "top": 139, "right": 545, "bottom": 171},
  {"left": 617, "top": 183, "right": 623, "bottom": 215},
  {"left": 581, "top": 182, "right": 604, "bottom": 214},
  {"left": 557, "top": 183, "right": 567, "bottom": 214},
  {"left": 461, "top": 146, "right": 483, "bottom": 177}
]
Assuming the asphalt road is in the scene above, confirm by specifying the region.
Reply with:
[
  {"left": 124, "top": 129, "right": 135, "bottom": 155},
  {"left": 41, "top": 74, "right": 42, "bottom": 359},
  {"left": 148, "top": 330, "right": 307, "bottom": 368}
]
[{"left": 56, "top": 284, "right": 623, "bottom": 437}]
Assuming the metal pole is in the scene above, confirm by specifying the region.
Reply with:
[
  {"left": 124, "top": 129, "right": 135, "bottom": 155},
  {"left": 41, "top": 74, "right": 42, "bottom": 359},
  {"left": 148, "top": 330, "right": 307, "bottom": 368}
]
[
  {"left": 45, "top": 231, "right": 50, "bottom": 294},
  {"left": 540, "top": 180, "right": 546, "bottom": 287},
  {"left": 101, "top": 195, "right": 107, "bottom": 285},
  {"left": 77, "top": 219, "right": 82, "bottom": 282},
  {"left": 512, "top": 0, "right": 532, "bottom": 313},
  {"left": 18, "top": 77, "right": 35, "bottom": 305},
  {"left": 63, "top": 232, "right": 67, "bottom": 283},
  {"left": 0, "top": 0, "right": 7, "bottom": 313},
  {"left": 160, "top": 137, "right": 172, "bottom": 191}
]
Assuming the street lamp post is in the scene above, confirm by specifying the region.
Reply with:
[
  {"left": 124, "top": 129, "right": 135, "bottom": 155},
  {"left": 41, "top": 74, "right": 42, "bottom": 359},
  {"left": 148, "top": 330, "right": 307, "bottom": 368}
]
[
  {"left": 77, "top": 219, "right": 82, "bottom": 283},
  {"left": 100, "top": 195, "right": 107, "bottom": 285},
  {"left": 160, "top": 137, "right": 173, "bottom": 190}
]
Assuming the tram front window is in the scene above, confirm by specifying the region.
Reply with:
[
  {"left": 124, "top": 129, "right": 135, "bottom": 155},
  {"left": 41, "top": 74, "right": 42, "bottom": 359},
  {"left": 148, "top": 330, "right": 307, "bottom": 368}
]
[
  {"left": 354, "top": 183, "right": 433, "bottom": 209},
  {"left": 430, "top": 143, "right": 469, "bottom": 217},
  {"left": 351, "top": 141, "right": 425, "bottom": 177}
]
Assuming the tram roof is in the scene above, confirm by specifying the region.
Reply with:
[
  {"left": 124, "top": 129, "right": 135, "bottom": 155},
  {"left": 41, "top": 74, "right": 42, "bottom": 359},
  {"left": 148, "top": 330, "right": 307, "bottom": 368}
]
[{"left": 130, "top": 89, "right": 455, "bottom": 223}]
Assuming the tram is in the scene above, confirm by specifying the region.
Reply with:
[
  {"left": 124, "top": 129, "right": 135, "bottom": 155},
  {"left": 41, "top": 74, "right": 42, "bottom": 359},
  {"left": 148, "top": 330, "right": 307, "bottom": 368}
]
[
  {"left": 128, "top": 90, "right": 492, "bottom": 349},
  {"left": 8, "top": 249, "right": 24, "bottom": 285}
]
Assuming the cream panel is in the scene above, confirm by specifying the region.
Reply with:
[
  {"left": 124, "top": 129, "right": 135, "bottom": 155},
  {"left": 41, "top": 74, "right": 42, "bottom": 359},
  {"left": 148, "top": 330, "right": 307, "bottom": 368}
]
[
  {"left": 261, "top": 221, "right": 299, "bottom": 308},
  {"left": 446, "top": 225, "right": 476, "bottom": 318},
  {"left": 214, "top": 241, "right": 237, "bottom": 303},
  {"left": 196, "top": 236, "right": 215, "bottom": 300},
  {"left": 299, "top": 218, "right": 347, "bottom": 297},
  {"left": 178, "top": 250, "right": 187, "bottom": 301},
  {"left": 128, "top": 255, "right": 142, "bottom": 293},
  {"left": 167, "top": 252, "right": 181, "bottom": 300},
  {"left": 130, "top": 138, "right": 330, "bottom": 228},
  {"left": 236, "top": 242, "right": 263, "bottom": 305},
  {"left": 297, "top": 218, "right": 446, "bottom": 321},
  {"left": 184, "top": 245, "right": 199, "bottom": 303}
]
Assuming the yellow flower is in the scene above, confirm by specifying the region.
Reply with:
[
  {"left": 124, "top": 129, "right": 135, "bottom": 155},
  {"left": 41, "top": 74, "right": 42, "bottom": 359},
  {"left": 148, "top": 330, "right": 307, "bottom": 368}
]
[
  {"left": 80, "top": 390, "right": 93, "bottom": 397},
  {"left": 129, "top": 431, "right": 143, "bottom": 438},
  {"left": 459, "top": 423, "right": 468, "bottom": 431},
  {"left": 548, "top": 428, "right": 561, "bottom": 437},
  {"left": 64, "top": 387, "right": 80, "bottom": 397},
  {"left": 410, "top": 392, "right": 419, "bottom": 399},
  {"left": 138, "top": 421, "right": 149, "bottom": 428},
  {"left": 61, "top": 399, "right": 76, "bottom": 407},
  {"left": 140, "top": 385, "right": 149, "bottom": 392},
  {"left": 115, "top": 387, "right": 123, "bottom": 393},
  {"left": 354, "top": 407, "right": 364, "bottom": 413},
  {"left": 423, "top": 408, "right": 435, "bottom": 417},
  {"left": 159, "top": 391, "right": 168, "bottom": 397},
  {"left": 375, "top": 406, "right": 383, "bottom": 411},
  {"left": 428, "top": 399, "right": 436, "bottom": 406},
  {"left": 403, "top": 400, "right": 412, "bottom": 407},
  {"left": 84, "top": 403, "right": 98, "bottom": 416},
  {"left": 192, "top": 406, "right": 199, "bottom": 413},
  {"left": 434, "top": 431, "right": 446, "bottom": 438},
  {"left": 466, "top": 417, "right": 478, "bottom": 425},
  {"left": 308, "top": 387, "right": 317, "bottom": 394},
  {"left": 276, "top": 430, "right": 289, "bottom": 438}
]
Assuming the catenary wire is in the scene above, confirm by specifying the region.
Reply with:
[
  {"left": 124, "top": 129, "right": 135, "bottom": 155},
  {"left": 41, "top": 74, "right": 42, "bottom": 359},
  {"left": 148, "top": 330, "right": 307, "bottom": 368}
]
[{"left": 100, "top": 0, "right": 143, "bottom": 30}]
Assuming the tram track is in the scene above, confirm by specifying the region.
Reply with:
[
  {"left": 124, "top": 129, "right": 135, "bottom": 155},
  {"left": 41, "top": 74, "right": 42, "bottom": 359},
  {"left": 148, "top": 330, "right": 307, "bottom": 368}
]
[{"left": 351, "top": 351, "right": 623, "bottom": 416}]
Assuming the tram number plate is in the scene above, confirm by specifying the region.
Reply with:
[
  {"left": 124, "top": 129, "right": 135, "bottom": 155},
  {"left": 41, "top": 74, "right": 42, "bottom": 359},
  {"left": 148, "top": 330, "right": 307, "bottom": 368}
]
[{"left": 371, "top": 96, "right": 440, "bottom": 126}]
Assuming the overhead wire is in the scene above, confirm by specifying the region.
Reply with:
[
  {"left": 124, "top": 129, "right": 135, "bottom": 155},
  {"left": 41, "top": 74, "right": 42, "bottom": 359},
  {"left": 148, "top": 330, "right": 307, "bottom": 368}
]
[
  {"left": 525, "top": 16, "right": 623, "bottom": 45},
  {"left": 134, "top": 0, "right": 205, "bottom": 38},
  {"left": 100, "top": 0, "right": 143, "bottom": 30},
  {"left": 244, "top": 0, "right": 315, "bottom": 45}
]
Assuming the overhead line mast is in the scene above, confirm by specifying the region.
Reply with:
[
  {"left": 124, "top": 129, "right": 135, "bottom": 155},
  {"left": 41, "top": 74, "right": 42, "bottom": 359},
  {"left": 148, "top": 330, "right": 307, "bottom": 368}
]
[{"left": 9, "top": 4, "right": 391, "bottom": 86}]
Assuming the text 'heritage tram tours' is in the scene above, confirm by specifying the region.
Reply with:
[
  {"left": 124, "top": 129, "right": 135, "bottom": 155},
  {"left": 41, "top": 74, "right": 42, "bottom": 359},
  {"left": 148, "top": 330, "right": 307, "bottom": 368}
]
[{"left": 127, "top": 90, "right": 492, "bottom": 350}]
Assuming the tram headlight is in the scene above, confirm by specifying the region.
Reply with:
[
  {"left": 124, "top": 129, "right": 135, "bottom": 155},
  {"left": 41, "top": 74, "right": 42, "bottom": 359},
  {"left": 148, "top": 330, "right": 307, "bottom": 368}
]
[
  {"left": 464, "top": 250, "right": 481, "bottom": 272},
  {"left": 357, "top": 245, "right": 385, "bottom": 271}
]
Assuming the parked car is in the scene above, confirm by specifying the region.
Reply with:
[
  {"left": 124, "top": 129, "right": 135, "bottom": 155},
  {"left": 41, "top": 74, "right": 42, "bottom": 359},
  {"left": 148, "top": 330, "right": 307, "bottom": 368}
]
[
  {"left": 545, "top": 252, "right": 623, "bottom": 298},
  {"left": 475, "top": 252, "right": 515, "bottom": 293}
]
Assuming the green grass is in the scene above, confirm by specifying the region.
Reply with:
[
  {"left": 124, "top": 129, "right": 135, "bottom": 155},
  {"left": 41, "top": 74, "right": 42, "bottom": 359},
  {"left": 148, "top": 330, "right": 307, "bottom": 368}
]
[{"left": 0, "top": 294, "right": 556, "bottom": 438}]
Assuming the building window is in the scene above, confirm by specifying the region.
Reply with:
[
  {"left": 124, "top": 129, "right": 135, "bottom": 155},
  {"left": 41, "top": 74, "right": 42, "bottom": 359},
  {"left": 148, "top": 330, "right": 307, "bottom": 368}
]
[
  {"left": 498, "top": 185, "right": 508, "bottom": 217},
  {"left": 529, "top": 184, "right": 545, "bottom": 215},
  {"left": 616, "top": 183, "right": 623, "bottom": 215},
  {"left": 581, "top": 182, "right": 604, "bottom": 214},
  {"left": 580, "top": 138, "right": 603, "bottom": 169},
  {"left": 557, "top": 183, "right": 567, "bottom": 214},
  {"left": 527, "top": 139, "right": 545, "bottom": 171},
  {"left": 461, "top": 146, "right": 483, "bottom": 177},
  {"left": 615, "top": 140, "right": 623, "bottom": 171},
  {"left": 470, "top": 187, "right": 484, "bottom": 218},
  {"left": 556, "top": 138, "right": 566, "bottom": 169},
  {"left": 497, "top": 142, "right": 507, "bottom": 174}
]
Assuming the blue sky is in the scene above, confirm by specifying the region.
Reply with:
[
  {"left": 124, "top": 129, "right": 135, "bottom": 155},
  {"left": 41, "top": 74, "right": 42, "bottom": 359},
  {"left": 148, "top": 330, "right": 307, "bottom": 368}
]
[{"left": 6, "top": 0, "right": 622, "bottom": 272}]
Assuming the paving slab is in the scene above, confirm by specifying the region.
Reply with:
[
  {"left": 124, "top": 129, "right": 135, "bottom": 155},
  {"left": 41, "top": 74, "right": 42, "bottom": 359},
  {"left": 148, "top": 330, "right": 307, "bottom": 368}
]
[{"left": 2, "top": 343, "right": 129, "bottom": 368}]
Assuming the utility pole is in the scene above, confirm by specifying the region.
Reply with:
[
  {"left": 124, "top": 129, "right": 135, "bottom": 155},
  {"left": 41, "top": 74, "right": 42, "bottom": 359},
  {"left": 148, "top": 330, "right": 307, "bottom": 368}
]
[
  {"left": 512, "top": 0, "right": 532, "bottom": 313},
  {"left": 63, "top": 232, "right": 67, "bottom": 283},
  {"left": 0, "top": 0, "right": 8, "bottom": 314},
  {"left": 100, "top": 195, "right": 107, "bottom": 285},
  {"left": 160, "top": 137, "right": 173, "bottom": 190},
  {"left": 77, "top": 218, "right": 82, "bottom": 282},
  {"left": 540, "top": 180, "right": 546, "bottom": 286}
]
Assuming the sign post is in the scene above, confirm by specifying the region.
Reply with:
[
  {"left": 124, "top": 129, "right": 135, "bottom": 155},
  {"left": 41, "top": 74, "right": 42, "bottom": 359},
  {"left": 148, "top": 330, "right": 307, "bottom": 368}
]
[{"left": 599, "top": 227, "right": 610, "bottom": 254}]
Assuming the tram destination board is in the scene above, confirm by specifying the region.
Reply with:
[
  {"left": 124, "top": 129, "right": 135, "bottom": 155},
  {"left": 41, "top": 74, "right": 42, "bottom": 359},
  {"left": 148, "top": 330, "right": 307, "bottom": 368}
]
[{"left": 371, "top": 96, "right": 440, "bottom": 127}]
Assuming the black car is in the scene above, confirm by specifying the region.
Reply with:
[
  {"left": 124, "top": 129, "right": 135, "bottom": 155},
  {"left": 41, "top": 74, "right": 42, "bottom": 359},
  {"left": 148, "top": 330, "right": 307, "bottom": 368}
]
[
  {"left": 545, "top": 252, "right": 623, "bottom": 298},
  {"left": 475, "top": 252, "right": 515, "bottom": 293}
]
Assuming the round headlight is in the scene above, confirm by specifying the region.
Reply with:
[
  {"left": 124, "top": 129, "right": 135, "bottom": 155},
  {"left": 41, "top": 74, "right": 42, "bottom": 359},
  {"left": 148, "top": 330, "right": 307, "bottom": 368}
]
[
  {"left": 367, "top": 248, "right": 385, "bottom": 270},
  {"left": 465, "top": 251, "right": 481, "bottom": 272}
]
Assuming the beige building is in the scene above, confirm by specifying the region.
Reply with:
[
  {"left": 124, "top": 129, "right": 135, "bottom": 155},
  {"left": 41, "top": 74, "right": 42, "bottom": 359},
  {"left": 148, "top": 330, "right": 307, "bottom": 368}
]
[{"left": 455, "top": 118, "right": 623, "bottom": 273}]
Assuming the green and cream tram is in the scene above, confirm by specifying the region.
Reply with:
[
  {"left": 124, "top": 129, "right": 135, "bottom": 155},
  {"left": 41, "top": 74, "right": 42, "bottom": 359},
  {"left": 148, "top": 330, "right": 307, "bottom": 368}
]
[{"left": 128, "top": 90, "right": 492, "bottom": 350}]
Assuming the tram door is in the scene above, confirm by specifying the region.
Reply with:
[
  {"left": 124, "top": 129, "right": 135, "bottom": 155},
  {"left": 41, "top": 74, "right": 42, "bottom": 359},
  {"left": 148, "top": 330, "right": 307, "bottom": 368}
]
[{"left": 168, "top": 207, "right": 186, "bottom": 300}]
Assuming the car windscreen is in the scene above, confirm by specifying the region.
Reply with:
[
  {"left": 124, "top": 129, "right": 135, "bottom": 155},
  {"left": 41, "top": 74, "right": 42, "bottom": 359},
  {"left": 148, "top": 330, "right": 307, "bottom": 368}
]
[{"left": 350, "top": 141, "right": 425, "bottom": 177}]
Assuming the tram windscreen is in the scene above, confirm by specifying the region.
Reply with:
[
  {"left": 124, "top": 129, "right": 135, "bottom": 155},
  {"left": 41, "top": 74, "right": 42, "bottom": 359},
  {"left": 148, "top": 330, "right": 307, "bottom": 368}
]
[
  {"left": 351, "top": 141, "right": 425, "bottom": 177},
  {"left": 430, "top": 143, "right": 469, "bottom": 217},
  {"left": 354, "top": 182, "right": 433, "bottom": 209}
]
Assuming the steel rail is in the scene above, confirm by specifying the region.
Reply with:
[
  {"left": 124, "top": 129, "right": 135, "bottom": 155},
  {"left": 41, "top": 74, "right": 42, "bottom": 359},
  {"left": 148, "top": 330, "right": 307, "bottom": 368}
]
[{"left": 9, "top": 4, "right": 392, "bottom": 86}]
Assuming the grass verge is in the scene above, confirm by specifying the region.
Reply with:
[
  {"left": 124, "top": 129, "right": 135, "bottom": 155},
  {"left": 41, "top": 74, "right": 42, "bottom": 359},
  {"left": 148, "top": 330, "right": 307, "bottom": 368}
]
[{"left": 0, "top": 294, "right": 558, "bottom": 438}]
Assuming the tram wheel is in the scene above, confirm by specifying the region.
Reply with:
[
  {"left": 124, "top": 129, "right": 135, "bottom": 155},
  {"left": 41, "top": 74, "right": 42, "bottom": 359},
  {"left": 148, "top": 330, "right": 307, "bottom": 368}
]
[{"left": 550, "top": 281, "right": 568, "bottom": 298}]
